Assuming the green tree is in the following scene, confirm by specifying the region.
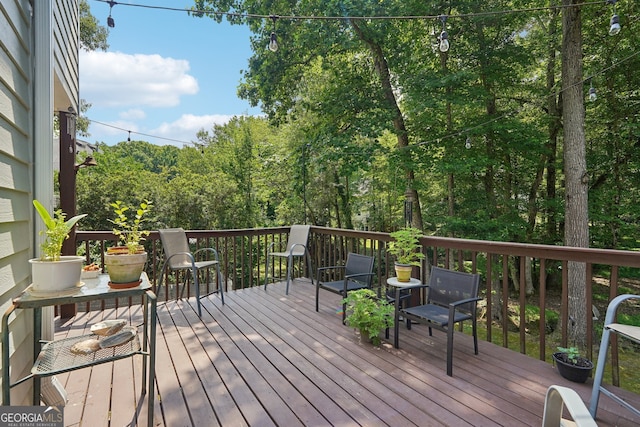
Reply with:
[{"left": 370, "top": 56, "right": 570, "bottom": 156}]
[
  {"left": 192, "top": 0, "right": 426, "bottom": 230},
  {"left": 79, "top": 0, "right": 109, "bottom": 52}
]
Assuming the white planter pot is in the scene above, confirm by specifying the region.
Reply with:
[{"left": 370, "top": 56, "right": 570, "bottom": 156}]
[
  {"left": 104, "top": 252, "right": 147, "bottom": 284},
  {"left": 29, "top": 256, "right": 84, "bottom": 293}
]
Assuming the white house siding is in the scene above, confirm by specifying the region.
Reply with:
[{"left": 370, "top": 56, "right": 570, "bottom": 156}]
[
  {"left": 52, "top": 0, "right": 79, "bottom": 111},
  {"left": 0, "top": 0, "right": 79, "bottom": 405}
]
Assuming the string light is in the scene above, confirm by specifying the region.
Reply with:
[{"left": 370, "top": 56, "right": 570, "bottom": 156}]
[
  {"left": 269, "top": 15, "right": 279, "bottom": 52},
  {"left": 465, "top": 136, "right": 472, "bottom": 149},
  {"left": 588, "top": 81, "right": 597, "bottom": 102},
  {"left": 96, "top": 0, "right": 615, "bottom": 59},
  {"left": 87, "top": 119, "right": 194, "bottom": 145},
  {"left": 607, "top": 0, "right": 621, "bottom": 36},
  {"left": 438, "top": 15, "right": 450, "bottom": 53},
  {"left": 95, "top": 0, "right": 612, "bottom": 22},
  {"left": 609, "top": 14, "right": 621, "bottom": 35},
  {"left": 107, "top": 1, "right": 116, "bottom": 28}
]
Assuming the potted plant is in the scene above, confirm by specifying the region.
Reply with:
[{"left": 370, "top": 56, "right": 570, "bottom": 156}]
[
  {"left": 552, "top": 346, "right": 594, "bottom": 383},
  {"left": 388, "top": 227, "right": 425, "bottom": 282},
  {"left": 29, "top": 200, "right": 87, "bottom": 293},
  {"left": 343, "top": 289, "right": 394, "bottom": 346},
  {"left": 104, "top": 200, "right": 152, "bottom": 287}
]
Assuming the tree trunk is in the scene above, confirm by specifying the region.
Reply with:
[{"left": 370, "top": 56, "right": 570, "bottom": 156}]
[
  {"left": 351, "top": 20, "right": 423, "bottom": 230},
  {"left": 546, "top": 6, "right": 562, "bottom": 243},
  {"left": 562, "top": 0, "right": 589, "bottom": 348}
]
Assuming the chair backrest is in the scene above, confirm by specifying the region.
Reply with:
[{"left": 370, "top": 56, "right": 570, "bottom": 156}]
[
  {"left": 344, "top": 253, "right": 375, "bottom": 286},
  {"left": 285, "top": 225, "right": 311, "bottom": 255},
  {"left": 427, "top": 267, "right": 480, "bottom": 314},
  {"left": 159, "top": 228, "right": 192, "bottom": 269}
]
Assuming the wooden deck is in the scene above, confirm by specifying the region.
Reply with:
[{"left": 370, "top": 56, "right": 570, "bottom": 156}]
[{"left": 53, "top": 279, "right": 640, "bottom": 426}]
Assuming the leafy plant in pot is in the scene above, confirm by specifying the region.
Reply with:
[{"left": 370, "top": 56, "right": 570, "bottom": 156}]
[
  {"left": 30, "top": 200, "right": 87, "bottom": 294},
  {"left": 552, "top": 346, "right": 594, "bottom": 383},
  {"left": 388, "top": 227, "right": 425, "bottom": 282},
  {"left": 343, "top": 289, "right": 394, "bottom": 346},
  {"left": 104, "top": 200, "right": 152, "bottom": 288}
]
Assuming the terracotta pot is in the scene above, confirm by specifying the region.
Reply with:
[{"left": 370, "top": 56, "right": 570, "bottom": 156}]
[
  {"left": 104, "top": 251, "right": 147, "bottom": 284},
  {"left": 394, "top": 263, "right": 413, "bottom": 282},
  {"left": 30, "top": 256, "right": 84, "bottom": 293}
]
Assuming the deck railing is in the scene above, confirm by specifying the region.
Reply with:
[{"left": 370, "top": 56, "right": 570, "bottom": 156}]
[{"left": 76, "top": 226, "right": 640, "bottom": 386}]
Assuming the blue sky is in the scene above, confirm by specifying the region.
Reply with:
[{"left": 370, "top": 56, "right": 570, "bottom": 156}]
[{"left": 81, "top": 0, "right": 261, "bottom": 146}]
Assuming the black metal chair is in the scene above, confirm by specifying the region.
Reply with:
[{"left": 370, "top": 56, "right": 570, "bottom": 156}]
[
  {"left": 394, "top": 266, "right": 481, "bottom": 376},
  {"left": 315, "top": 253, "right": 376, "bottom": 323},
  {"left": 158, "top": 228, "right": 224, "bottom": 317},
  {"left": 264, "top": 225, "right": 314, "bottom": 294}
]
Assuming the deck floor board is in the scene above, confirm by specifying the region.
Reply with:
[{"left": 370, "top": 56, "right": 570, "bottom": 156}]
[{"left": 53, "top": 279, "right": 640, "bottom": 426}]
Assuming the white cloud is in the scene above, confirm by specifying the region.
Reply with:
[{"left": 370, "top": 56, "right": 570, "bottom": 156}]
[
  {"left": 119, "top": 109, "right": 146, "bottom": 120},
  {"left": 80, "top": 51, "right": 199, "bottom": 108},
  {"left": 150, "top": 114, "right": 236, "bottom": 144}
]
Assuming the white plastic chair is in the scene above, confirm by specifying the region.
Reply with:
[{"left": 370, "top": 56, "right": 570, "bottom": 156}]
[{"left": 542, "top": 385, "right": 597, "bottom": 427}]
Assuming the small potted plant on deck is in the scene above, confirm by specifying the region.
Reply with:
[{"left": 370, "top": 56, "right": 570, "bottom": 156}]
[
  {"left": 30, "top": 199, "right": 87, "bottom": 293},
  {"left": 104, "top": 200, "right": 152, "bottom": 288},
  {"left": 343, "top": 289, "right": 394, "bottom": 346},
  {"left": 552, "top": 346, "right": 594, "bottom": 383},
  {"left": 388, "top": 227, "right": 425, "bottom": 282}
]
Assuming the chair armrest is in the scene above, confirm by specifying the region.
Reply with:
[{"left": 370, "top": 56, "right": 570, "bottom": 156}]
[
  {"left": 342, "top": 272, "right": 377, "bottom": 293},
  {"left": 288, "top": 243, "right": 308, "bottom": 256},
  {"left": 344, "top": 272, "right": 376, "bottom": 281},
  {"left": 449, "top": 296, "right": 482, "bottom": 308},
  {"left": 317, "top": 265, "right": 345, "bottom": 283},
  {"left": 193, "top": 247, "right": 219, "bottom": 261},
  {"left": 317, "top": 265, "right": 345, "bottom": 274},
  {"left": 603, "top": 294, "right": 640, "bottom": 325},
  {"left": 399, "top": 283, "right": 429, "bottom": 291},
  {"left": 166, "top": 252, "right": 195, "bottom": 264},
  {"left": 542, "top": 385, "right": 597, "bottom": 427}
]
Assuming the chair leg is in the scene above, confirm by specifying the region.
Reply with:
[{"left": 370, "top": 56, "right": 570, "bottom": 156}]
[
  {"left": 216, "top": 264, "right": 225, "bottom": 305},
  {"left": 285, "top": 255, "right": 293, "bottom": 294},
  {"left": 589, "top": 328, "right": 612, "bottom": 418},
  {"left": 264, "top": 255, "right": 271, "bottom": 290},
  {"left": 179, "top": 271, "right": 189, "bottom": 299},
  {"left": 306, "top": 251, "right": 314, "bottom": 285},
  {"left": 472, "top": 318, "right": 479, "bottom": 355},
  {"left": 446, "top": 326, "right": 454, "bottom": 377},
  {"left": 342, "top": 300, "right": 347, "bottom": 324},
  {"left": 191, "top": 265, "right": 201, "bottom": 317}
]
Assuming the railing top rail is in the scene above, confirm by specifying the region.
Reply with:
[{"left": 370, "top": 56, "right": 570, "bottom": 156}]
[{"left": 77, "top": 227, "right": 640, "bottom": 268}]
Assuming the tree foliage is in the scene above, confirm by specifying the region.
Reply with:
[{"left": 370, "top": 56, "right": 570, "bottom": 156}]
[
  {"left": 79, "top": 0, "right": 109, "bottom": 52},
  {"left": 76, "top": 1, "right": 640, "bottom": 258}
]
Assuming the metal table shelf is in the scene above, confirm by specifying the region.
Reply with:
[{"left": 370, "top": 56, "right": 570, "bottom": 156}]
[
  {"left": 2, "top": 273, "right": 156, "bottom": 427},
  {"left": 32, "top": 333, "right": 143, "bottom": 376}
]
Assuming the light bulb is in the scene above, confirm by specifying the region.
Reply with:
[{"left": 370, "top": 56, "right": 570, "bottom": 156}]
[
  {"left": 609, "top": 14, "right": 621, "bottom": 36},
  {"left": 465, "top": 137, "right": 471, "bottom": 149},
  {"left": 107, "top": 16, "right": 115, "bottom": 28},
  {"left": 439, "top": 31, "right": 449, "bottom": 52},
  {"left": 589, "top": 87, "right": 597, "bottom": 102},
  {"left": 269, "top": 32, "right": 278, "bottom": 52}
]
